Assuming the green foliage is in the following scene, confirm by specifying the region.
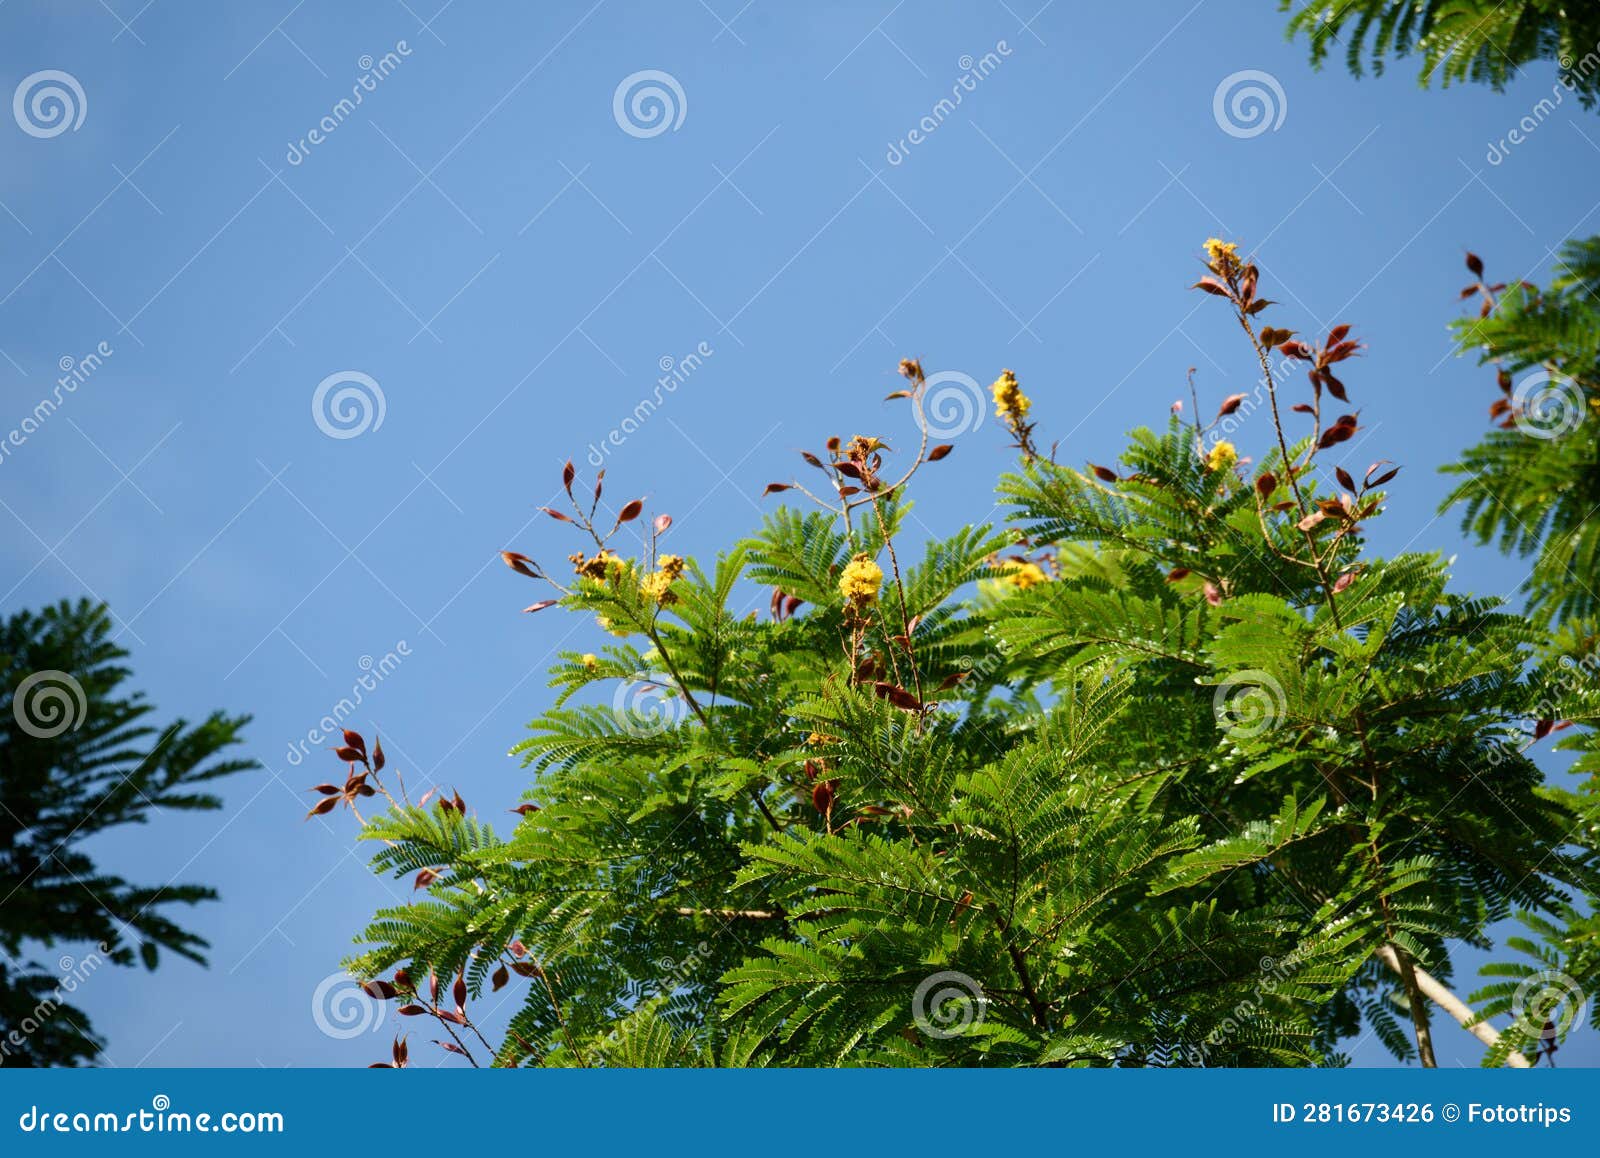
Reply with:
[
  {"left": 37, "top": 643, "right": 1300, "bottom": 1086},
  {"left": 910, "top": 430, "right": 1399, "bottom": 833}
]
[
  {"left": 1282, "top": 0, "right": 1600, "bottom": 105},
  {"left": 333, "top": 254, "right": 1596, "bottom": 1068},
  {"left": 0, "top": 599, "right": 257, "bottom": 1066},
  {"left": 1442, "top": 240, "right": 1600, "bottom": 624}
]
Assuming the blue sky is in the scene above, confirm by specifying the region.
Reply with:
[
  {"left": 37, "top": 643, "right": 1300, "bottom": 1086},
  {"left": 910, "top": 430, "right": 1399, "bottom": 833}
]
[{"left": 1, "top": 0, "right": 1596, "bottom": 1068}]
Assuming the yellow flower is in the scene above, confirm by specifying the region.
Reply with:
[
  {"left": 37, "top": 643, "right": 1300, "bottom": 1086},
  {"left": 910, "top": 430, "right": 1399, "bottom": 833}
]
[
  {"left": 838, "top": 552, "right": 883, "bottom": 608},
  {"left": 571, "top": 550, "right": 628, "bottom": 583},
  {"left": 640, "top": 553, "right": 687, "bottom": 606},
  {"left": 581, "top": 653, "right": 599, "bottom": 670},
  {"left": 992, "top": 369, "right": 1031, "bottom": 428},
  {"left": 1204, "top": 238, "right": 1240, "bottom": 271},
  {"left": 1205, "top": 440, "right": 1238, "bottom": 472},
  {"left": 1004, "top": 561, "right": 1049, "bottom": 590}
]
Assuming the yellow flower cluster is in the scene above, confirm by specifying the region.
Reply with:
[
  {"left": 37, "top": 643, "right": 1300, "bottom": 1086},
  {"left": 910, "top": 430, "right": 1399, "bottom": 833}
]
[
  {"left": 1003, "top": 561, "right": 1049, "bottom": 590},
  {"left": 838, "top": 552, "right": 883, "bottom": 609},
  {"left": 1205, "top": 440, "right": 1238, "bottom": 473},
  {"left": 640, "top": 553, "right": 686, "bottom": 606},
  {"left": 1204, "top": 237, "right": 1240, "bottom": 272},
  {"left": 570, "top": 550, "right": 626, "bottom": 582},
  {"left": 992, "top": 369, "right": 1031, "bottom": 429}
]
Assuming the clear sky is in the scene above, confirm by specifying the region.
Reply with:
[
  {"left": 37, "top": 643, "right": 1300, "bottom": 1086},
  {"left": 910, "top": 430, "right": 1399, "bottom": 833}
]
[{"left": 1, "top": 0, "right": 1596, "bottom": 1068}]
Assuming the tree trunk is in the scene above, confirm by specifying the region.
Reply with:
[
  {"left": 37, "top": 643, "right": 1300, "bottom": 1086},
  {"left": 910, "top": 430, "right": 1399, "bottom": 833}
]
[{"left": 1375, "top": 943, "right": 1530, "bottom": 1068}]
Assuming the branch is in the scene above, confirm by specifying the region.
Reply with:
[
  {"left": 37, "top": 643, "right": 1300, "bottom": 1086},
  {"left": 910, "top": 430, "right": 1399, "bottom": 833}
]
[{"left": 1374, "top": 944, "right": 1530, "bottom": 1068}]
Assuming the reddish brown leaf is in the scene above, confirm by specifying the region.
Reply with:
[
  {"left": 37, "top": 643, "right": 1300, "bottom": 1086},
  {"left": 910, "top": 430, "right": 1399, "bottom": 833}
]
[
  {"left": 562, "top": 459, "right": 575, "bottom": 495},
  {"left": 872, "top": 681, "right": 925, "bottom": 712},
  {"left": 1192, "top": 278, "right": 1231, "bottom": 296},
  {"left": 334, "top": 745, "right": 363, "bottom": 763},
  {"left": 501, "top": 551, "right": 540, "bottom": 578},
  {"left": 1216, "top": 393, "right": 1248, "bottom": 417},
  {"left": 452, "top": 971, "right": 467, "bottom": 1012},
  {"left": 926, "top": 444, "right": 954, "bottom": 462},
  {"left": 509, "top": 940, "right": 527, "bottom": 959},
  {"left": 811, "top": 779, "right": 837, "bottom": 814},
  {"left": 435, "top": 1040, "right": 469, "bottom": 1057},
  {"left": 414, "top": 868, "right": 439, "bottom": 891},
  {"left": 362, "top": 980, "right": 398, "bottom": 1000},
  {"left": 342, "top": 730, "right": 366, "bottom": 757},
  {"left": 762, "top": 483, "right": 791, "bottom": 497},
  {"left": 522, "top": 600, "right": 559, "bottom": 614},
  {"left": 1089, "top": 464, "right": 1118, "bottom": 483},
  {"left": 305, "top": 796, "right": 339, "bottom": 819},
  {"left": 539, "top": 506, "right": 572, "bottom": 523},
  {"left": 1466, "top": 251, "right": 1484, "bottom": 277},
  {"left": 1332, "top": 571, "right": 1357, "bottom": 593},
  {"left": 397, "top": 1004, "right": 427, "bottom": 1016},
  {"left": 613, "top": 499, "right": 644, "bottom": 528},
  {"left": 491, "top": 964, "right": 509, "bottom": 992},
  {"left": 310, "top": 783, "right": 341, "bottom": 795},
  {"left": 1335, "top": 466, "right": 1356, "bottom": 492},
  {"left": 510, "top": 803, "right": 540, "bottom": 816},
  {"left": 1167, "top": 567, "right": 1191, "bottom": 582},
  {"left": 1256, "top": 472, "right": 1277, "bottom": 497}
]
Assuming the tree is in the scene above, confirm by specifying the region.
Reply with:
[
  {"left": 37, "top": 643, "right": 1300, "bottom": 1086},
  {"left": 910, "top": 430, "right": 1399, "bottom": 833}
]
[
  {"left": 326, "top": 241, "right": 1595, "bottom": 1068},
  {"left": 0, "top": 599, "right": 256, "bottom": 1067},
  {"left": 1437, "top": 244, "right": 1600, "bottom": 1065},
  {"left": 1281, "top": 0, "right": 1600, "bottom": 106}
]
